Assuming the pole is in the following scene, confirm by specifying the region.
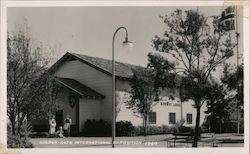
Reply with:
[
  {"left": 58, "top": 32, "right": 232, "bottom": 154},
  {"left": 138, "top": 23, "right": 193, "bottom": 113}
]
[
  {"left": 181, "top": 102, "right": 183, "bottom": 120},
  {"left": 112, "top": 27, "right": 128, "bottom": 148},
  {"left": 235, "top": 6, "right": 240, "bottom": 135}
]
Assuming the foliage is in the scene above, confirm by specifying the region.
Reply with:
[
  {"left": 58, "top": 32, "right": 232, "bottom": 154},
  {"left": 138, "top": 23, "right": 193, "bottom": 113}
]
[
  {"left": 203, "top": 65, "right": 244, "bottom": 134},
  {"left": 146, "top": 126, "right": 162, "bottom": 135},
  {"left": 82, "top": 119, "right": 198, "bottom": 137},
  {"left": 178, "top": 126, "right": 194, "bottom": 133},
  {"left": 222, "top": 64, "right": 243, "bottom": 107},
  {"left": 126, "top": 53, "right": 175, "bottom": 136},
  {"left": 115, "top": 121, "right": 134, "bottom": 136},
  {"left": 174, "top": 119, "right": 185, "bottom": 130},
  {"left": 82, "top": 119, "right": 111, "bottom": 137},
  {"left": 7, "top": 28, "right": 61, "bottom": 135},
  {"left": 221, "top": 64, "right": 243, "bottom": 133},
  {"left": 126, "top": 67, "right": 157, "bottom": 136},
  {"left": 7, "top": 122, "right": 33, "bottom": 148},
  {"left": 152, "top": 9, "right": 236, "bottom": 147},
  {"left": 132, "top": 125, "right": 170, "bottom": 135},
  {"left": 202, "top": 119, "right": 244, "bottom": 133},
  {"left": 82, "top": 120, "right": 136, "bottom": 137},
  {"left": 205, "top": 82, "right": 231, "bottom": 133},
  {"left": 147, "top": 53, "right": 176, "bottom": 92},
  {"left": 132, "top": 125, "right": 196, "bottom": 136}
]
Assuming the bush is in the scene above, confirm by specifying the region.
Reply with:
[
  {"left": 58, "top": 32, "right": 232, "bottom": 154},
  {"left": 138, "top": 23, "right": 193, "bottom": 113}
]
[
  {"left": 82, "top": 119, "right": 201, "bottom": 137},
  {"left": 223, "top": 120, "right": 244, "bottom": 133},
  {"left": 29, "top": 132, "right": 49, "bottom": 138},
  {"left": 7, "top": 122, "right": 33, "bottom": 148},
  {"left": 132, "top": 125, "right": 179, "bottom": 136},
  {"left": 82, "top": 119, "right": 111, "bottom": 137},
  {"left": 147, "top": 126, "right": 162, "bottom": 135},
  {"left": 132, "top": 125, "right": 144, "bottom": 136},
  {"left": 116, "top": 121, "right": 134, "bottom": 136},
  {"left": 202, "top": 118, "right": 244, "bottom": 133},
  {"left": 132, "top": 124, "right": 196, "bottom": 136},
  {"left": 178, "top": 126, "right": 194, "bottom": 133},
  {"left": 82, "top": 120, "right": 135, "bottom": 137}
]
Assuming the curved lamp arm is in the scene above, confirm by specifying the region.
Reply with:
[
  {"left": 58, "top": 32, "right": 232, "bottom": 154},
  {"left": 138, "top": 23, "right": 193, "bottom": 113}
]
[{"left": 111, "top": 26, "right": 130, "bottom": 148}]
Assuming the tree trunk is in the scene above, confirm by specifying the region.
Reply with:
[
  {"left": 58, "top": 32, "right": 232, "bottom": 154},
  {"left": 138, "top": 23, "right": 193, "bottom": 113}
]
[
  {"left": 143, "top": 116, "right": 148, "bottom": 136},
  {"left": 192, "top": 107, "right": 200, "bottom": 147},
  {"left": 10, "top": 116, "right": 16, "bottom": 135}
]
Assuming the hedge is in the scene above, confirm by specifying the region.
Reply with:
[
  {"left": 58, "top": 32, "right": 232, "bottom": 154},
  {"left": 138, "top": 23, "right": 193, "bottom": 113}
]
[{"left": 82, "top": 119, "right": 198, "bottom": 137}]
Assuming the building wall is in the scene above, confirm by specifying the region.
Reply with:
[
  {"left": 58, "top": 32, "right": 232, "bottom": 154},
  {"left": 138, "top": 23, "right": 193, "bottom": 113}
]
[
  {"left": 54, "top": 60, "right": 112, "bottom": 122},
  {"left": 79, "top": 98, "right": 101, "bottom": 131},
  {"left": 56, "top": 88, "right": 76, "bottom": 125},
  {"left": 116, "top": 90, "right": 207, "bottom": 127}
]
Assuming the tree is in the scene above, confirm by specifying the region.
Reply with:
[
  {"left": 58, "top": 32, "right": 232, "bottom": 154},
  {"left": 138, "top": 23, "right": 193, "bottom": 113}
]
[
  {"left": 126, "top": 53, "right": 175, "bottom": 136},
  {"left": 222, "top": 64, "right": 243, "bottom": 106},
  {"left": 221, "top": 64, "right": 243, "bottom": 133},
  {"left": 205, "top": 82, "right": 230, "bottom": 133},
  {"left": 153, "top": 9, "right": 236, "bottom": 147},
  {"left": 7, "top": 29, "right": 61, "bottom": 135}
]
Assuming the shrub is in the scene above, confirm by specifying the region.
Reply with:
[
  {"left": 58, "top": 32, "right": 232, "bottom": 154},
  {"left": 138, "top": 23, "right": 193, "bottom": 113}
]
[
  {"left": 29, "top": 132, "right": 49, "bottom": 138},
  {"left": 7, "top": 122, "right": 33, "bottom": 148},
  {"left": 82, "top": 120, "right": 135, "bottom": 137},
  {"left": 147, "top": 126, "right": 162, "bottom": 135},
  {"left": 132, "top": 125, "right": 178, "bottom": 136},
  {"left": 132, "top": 125, "right": 144, "bottom": 136},
  {"left": 116, "top": 121, "right": 134, "bottom": 136},
  {"left": 202, "top": 118, "right": 244, "bottom": 133},
  {"left": 178, "top": 126, "right": 194, "bottom": 133},
  {"left": 82, "top": 119, "right": 111, "bottom": 137}
]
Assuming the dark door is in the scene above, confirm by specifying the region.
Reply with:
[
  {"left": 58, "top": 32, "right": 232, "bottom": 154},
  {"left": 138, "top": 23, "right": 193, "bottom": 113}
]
[
  {"left": 69, "top": 94, "right": 80, "bottom": 136},
  {"left": 55, "top": 110, "right": 63, "bottom": 130}
]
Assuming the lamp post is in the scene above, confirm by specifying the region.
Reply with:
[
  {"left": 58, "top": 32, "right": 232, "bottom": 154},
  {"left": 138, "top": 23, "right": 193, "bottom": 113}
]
[{"left": 112, "top": 26, "right": 133, "bottom": 148}]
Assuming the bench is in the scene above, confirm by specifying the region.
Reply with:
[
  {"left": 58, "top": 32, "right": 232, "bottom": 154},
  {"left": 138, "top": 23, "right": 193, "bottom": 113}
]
[
  {"left": 200, "top": 133, "right": 222, "bottom": 147},
  {"left": 201, "top": 138, "right": 221, "bottom": 147},
  {"left": 167, "top": 132, "right": 194, "bottom": 147}
]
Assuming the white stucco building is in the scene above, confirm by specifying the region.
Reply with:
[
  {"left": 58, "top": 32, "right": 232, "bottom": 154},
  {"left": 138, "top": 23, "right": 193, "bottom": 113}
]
[{"left": 32, "top": 52, "right": 207, "bottom": 135}]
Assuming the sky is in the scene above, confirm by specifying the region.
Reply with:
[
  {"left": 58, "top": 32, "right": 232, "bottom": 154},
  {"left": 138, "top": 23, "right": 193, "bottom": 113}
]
[{"left": 7, "top": 6, "right": 243, "bottom": 71}]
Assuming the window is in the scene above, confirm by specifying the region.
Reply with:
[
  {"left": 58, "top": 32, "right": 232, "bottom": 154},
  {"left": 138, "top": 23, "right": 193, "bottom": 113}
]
[
  {"left": 186, "top": 113, "right": 192, "bottom": 124},
  {"left": 149, "top": 112, "right": 156, "bottom": 124},
  {"left": 169, "top": 112, "right": 176, "bottom": 124}
]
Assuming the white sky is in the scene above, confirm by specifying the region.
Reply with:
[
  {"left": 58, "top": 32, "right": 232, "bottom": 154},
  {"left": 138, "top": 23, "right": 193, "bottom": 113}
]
[{"left": 7, "top": 6, "right": 243, "bottom": 72}]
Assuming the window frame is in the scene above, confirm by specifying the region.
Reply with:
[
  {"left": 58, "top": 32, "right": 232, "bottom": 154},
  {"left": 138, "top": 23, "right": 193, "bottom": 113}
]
[
  {"left": 169, "top": 112, "right": 176, "bottom": 124},
  {"left": 148, "top": 112, "right": 156, "bottom": 124},
  {"left": 186, "top": 113, "right": 192, "bottom": 124}
]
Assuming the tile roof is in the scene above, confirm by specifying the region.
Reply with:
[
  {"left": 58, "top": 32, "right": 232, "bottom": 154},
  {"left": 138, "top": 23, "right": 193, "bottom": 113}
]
[
  {"left": 70, "top": 52, "right": 142, "bottom": 79},
  {"left": 55, "top": 77, "right": 105, "bottom": 99}
]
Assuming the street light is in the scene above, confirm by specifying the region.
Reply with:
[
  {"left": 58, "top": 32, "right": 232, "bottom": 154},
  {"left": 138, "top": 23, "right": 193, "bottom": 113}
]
[{"left": 112, "top": 26, "right": 133, "bottom": 148}]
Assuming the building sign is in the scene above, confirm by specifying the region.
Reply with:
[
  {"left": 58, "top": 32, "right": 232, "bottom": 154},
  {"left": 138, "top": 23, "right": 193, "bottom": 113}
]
[
  {"left": 160, "top": 102, "right": 172, "bottom": 106},
  {"left": 159, "top": 97, "right": 181, "bottom": 107},
  {"left": 160, "top": 102, "right": 181, "bottom": 107}
]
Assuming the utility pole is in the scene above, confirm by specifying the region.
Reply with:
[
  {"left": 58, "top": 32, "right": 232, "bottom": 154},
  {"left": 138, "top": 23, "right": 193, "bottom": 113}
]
[{"left": 235, "top": 6, "right": 240, "bottom": 135}]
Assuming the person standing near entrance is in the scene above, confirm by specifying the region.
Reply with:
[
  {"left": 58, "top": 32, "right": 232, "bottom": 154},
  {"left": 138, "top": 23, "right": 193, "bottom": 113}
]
[
  {"left": 63, "top": 115, "right": 72, "bottom": 137},
  {"left": 49, "top": 115, "right": 56, "bottom": 137}
]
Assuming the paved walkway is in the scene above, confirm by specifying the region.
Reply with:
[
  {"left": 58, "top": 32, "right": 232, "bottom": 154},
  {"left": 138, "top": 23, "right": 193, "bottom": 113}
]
[{"left": 30, "top": 133, "right": 244, "bottom": 148}]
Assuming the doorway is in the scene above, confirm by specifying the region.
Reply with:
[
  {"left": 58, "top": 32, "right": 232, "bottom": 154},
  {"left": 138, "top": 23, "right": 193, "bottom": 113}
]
[{"left": 55, "top": 110, "right": 63, "bottom": 130}]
